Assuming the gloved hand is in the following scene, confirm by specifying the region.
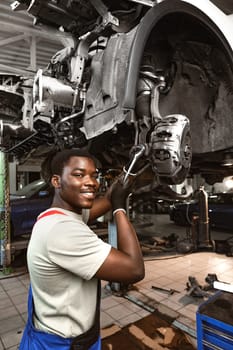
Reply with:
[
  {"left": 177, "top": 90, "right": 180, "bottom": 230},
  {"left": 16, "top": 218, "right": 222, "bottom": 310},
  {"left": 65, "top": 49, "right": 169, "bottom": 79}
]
[{"left": 110, "top": 178, "right": 132, "bottom": 214}]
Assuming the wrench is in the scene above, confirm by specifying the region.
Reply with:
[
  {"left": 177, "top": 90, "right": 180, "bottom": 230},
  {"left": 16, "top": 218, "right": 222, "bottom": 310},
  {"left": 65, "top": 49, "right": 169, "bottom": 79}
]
[
  {"left": 151, "top": 285, "right": 180, "bottom": 295},
  {"left": 123, "top": 144, "right": 146, "bottom": 183}
]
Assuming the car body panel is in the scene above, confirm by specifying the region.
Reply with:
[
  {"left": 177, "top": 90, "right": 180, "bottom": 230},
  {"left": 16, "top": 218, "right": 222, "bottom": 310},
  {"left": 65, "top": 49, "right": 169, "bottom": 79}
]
[
  {"left": 170, "top": 193, "right": 233, "bottom": 231},
  {"left": 11, "top": 196, "right": 52, "bottom": 237},
  {"left": 10, "top": 180, "right": 52, "bottom": 238}
]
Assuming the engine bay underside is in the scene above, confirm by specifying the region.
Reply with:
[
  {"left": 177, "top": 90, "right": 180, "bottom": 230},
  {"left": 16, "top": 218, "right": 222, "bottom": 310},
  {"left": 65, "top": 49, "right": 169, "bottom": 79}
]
[{"left": 2, "top": 0, "right": 233, "bottom": 188}]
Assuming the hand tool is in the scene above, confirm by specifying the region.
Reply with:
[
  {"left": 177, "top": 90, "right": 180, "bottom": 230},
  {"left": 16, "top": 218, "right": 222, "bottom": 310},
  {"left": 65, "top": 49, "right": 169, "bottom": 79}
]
[
  {"left": 123, "top": 144, "right": 146, "bottom": 183},
  {"left": 151, "top": 285, "right": 180, "bottom": 295}
]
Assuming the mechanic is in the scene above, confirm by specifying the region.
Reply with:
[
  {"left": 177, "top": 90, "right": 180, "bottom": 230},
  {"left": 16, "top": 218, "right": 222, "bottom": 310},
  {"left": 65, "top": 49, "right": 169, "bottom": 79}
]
[{"left": 19, "top": 148, "right": 145, "bottom": 350}]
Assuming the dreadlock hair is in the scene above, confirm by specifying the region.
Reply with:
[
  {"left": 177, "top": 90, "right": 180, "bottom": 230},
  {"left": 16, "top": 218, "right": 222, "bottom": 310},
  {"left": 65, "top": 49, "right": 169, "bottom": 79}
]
[{"left": 41, "top": 149, "right": 95, "bottom": 183}]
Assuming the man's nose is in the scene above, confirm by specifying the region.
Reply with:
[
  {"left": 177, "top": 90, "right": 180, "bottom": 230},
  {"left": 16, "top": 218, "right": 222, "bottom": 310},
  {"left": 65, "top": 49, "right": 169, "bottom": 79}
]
[{"left": 85, "top": 175, "right": 98, "bottom": 186}]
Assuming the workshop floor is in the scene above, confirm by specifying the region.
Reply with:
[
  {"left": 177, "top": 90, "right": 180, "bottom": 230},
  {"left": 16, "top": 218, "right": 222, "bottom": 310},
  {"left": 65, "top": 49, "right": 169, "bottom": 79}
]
[{"left": 0, "top": 214, "right": 233, "bottom": 349}]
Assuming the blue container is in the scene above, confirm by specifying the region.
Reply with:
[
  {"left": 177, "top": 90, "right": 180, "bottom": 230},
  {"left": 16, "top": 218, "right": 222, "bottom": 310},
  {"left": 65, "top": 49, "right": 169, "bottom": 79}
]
[{"left": 196, "top": 291, "right": 233, "bottom": 349}]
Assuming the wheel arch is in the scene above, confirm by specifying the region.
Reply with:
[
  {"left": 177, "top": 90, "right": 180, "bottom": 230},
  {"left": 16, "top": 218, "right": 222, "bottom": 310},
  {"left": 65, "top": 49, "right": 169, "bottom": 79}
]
[{"left": 123, "top": 0, "right": 233, "bottom": 110}]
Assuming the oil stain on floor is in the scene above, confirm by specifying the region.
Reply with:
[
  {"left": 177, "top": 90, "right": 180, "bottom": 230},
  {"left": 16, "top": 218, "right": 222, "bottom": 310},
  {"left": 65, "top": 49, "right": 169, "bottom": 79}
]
[{"left": 101, "top": 312, "right": 196, "bottom": 350}]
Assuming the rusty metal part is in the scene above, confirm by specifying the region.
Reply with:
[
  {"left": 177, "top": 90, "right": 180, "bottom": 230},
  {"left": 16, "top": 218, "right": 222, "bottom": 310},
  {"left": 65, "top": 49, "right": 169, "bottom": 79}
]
[
  {"left": 186, "top": 276, "right": 210, "bottom": 298},
  {"left": 151, "top": 285, "right": 180, "bottom": 295}
]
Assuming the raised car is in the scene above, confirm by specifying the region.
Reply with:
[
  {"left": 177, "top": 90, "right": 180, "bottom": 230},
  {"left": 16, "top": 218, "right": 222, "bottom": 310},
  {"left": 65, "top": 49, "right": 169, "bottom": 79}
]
[
  {"left": 169, "top": 192, "right": 233, "bottom": 231},
  {"left": 4, "top": 0, "right": 233, "bottom": 200},
  {"left": 10, "top": 179, "right": 52, "bottom": 239}
]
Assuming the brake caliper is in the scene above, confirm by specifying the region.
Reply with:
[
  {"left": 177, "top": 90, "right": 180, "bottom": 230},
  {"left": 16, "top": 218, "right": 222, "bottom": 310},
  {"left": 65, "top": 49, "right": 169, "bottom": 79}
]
[{"left": 150, "top": 114, "right": 191, "bottom": 184}]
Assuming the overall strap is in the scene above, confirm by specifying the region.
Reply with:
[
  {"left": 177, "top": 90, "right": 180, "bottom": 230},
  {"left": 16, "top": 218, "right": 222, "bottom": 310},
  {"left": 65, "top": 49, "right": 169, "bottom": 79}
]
[{"left": 70, "top": 280, "right": 101, "bottom": 350}]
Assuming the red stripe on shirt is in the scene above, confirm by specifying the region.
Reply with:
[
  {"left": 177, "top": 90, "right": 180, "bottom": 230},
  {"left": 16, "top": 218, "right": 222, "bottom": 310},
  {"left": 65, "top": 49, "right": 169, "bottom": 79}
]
[{"left": 37, "top": 210, "right": 67, "bottom": 221}]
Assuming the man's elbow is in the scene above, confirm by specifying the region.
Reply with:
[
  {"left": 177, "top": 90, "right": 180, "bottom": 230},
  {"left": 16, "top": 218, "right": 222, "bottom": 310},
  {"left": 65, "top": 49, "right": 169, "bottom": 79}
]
[{"left": 131, "top": 266, "right": 145, "bottom": 283}]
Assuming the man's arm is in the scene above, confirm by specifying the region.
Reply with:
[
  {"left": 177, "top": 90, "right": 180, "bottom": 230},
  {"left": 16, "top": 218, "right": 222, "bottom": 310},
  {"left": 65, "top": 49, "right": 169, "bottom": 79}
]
[
  {"left": 94, "top": 179, "right": 145, "bottom": 284},
  {"left": 88, "top": 194, "right": 112, "bottom": 222}
]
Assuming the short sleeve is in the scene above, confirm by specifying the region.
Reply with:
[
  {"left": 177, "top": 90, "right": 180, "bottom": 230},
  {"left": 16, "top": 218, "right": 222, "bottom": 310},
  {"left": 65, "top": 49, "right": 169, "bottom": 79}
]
[{"left": 46, "top": 219, "right": 111, "bottom": 280}]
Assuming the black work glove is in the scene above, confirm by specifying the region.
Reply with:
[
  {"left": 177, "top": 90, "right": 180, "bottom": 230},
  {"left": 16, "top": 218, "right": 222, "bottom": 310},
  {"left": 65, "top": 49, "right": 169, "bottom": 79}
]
[{"left": 110, "top": 178, "right": 132, "bottom": 214}]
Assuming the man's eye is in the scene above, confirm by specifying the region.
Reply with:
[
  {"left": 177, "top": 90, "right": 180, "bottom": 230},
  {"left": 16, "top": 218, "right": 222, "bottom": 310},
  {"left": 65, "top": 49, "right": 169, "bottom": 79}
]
[{"left": 74, "top": 173, "right": 83, "bottom": 177}]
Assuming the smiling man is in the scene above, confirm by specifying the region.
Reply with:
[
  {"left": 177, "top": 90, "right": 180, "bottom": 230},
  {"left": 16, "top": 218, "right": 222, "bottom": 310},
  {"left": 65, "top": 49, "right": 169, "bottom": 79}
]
[
  {"left": 51, "top": 154, "right": 100, "bottom": 212},
  {"left": 19, "top": 148, "right": 144, "bottom": 350}
]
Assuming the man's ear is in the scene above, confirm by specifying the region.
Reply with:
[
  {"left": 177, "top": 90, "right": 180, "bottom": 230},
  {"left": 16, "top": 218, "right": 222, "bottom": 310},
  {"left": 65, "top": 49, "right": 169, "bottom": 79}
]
[{"left": 51, "top": 175, "right": 61, "bottom": 188}]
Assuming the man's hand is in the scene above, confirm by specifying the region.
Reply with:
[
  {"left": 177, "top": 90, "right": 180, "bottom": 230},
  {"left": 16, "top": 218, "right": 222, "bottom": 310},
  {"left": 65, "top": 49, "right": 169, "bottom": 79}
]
[{"left": 111, "top": 178, "right": 133, "bottom": 213}]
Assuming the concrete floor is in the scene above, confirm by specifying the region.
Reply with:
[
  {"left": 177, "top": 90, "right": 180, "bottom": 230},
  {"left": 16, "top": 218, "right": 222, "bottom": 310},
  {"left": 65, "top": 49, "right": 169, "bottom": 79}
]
[{"left": 0, "top": 214, "right": 233, "bottom": 349}]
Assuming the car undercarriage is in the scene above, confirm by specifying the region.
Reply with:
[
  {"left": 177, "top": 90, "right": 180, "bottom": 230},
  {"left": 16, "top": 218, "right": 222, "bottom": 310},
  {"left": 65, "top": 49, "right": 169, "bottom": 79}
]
[{"left": 2, "top": 0, "right": 233, "bottom": 197}]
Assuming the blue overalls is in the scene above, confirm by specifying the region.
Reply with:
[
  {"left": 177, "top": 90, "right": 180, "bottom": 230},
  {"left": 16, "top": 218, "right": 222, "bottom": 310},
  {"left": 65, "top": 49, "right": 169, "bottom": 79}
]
[
  {"left": 19, "top": 210, "right": 101, "bottom": 350},
  {"left": 19, "top": 286, "right": 101, "bottom": 350}
]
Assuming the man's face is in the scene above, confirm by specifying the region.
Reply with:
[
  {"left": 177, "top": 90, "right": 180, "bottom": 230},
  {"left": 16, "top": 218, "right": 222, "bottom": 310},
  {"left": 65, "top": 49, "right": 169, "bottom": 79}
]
[{"left": 53, "top": 156, "right": 100, "bottom": 213}]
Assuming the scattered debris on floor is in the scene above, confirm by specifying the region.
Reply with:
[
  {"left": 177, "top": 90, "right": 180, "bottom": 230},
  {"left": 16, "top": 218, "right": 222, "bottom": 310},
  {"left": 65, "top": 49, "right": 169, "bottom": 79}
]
[
  {"left": 140, "top": 234, "right": 179, "bottom": 255},
  {"left": 186, "top": 276, "right": 210, "bottom": 298},
  {"left": 185, "top": 273, "right": 232, "bottom": 298},
  {"left": 151, "top": 285, "right": 180, "bottom": 295},
  {"left": 102, "top": 313, "right": 196, "bottom": 350}
]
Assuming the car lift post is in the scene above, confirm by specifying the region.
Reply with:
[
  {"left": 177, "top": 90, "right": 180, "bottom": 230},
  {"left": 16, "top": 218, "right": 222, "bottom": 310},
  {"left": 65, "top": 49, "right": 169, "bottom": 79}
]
[
  {"left": 107, "top": 194, "right": 132, "bottom": 293},
  {"left": 108, "top": 219, "right": 121, "bottom": 292},
  {"left": 0, "top": 149, "right": 11, "bottom": 269},
  {"left": 0, "top": 75, "right": 26, "bottom": 272},
  {"left": 107, "top": 147, "right": 145, "bottom": 293},
  {"left": 197, "top": 186, "right": 213, "bottom": 251}
]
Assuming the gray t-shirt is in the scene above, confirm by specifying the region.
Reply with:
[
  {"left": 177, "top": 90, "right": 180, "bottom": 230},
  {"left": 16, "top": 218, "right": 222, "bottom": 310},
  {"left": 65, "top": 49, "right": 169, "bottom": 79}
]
[{"left": 27, "top": 207, "right": 111, "bottom": 338}]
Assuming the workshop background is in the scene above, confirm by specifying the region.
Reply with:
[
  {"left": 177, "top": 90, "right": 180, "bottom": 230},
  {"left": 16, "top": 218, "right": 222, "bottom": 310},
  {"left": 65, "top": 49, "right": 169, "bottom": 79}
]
[{"left": 1, "top": 1, "right": 233, "bottom": 349}]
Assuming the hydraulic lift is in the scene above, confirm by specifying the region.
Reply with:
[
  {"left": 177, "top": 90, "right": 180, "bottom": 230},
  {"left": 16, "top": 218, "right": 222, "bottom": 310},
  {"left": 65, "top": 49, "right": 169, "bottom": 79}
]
[{"left": 0, "top": 75, "right": 25, "bottom": 271}]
